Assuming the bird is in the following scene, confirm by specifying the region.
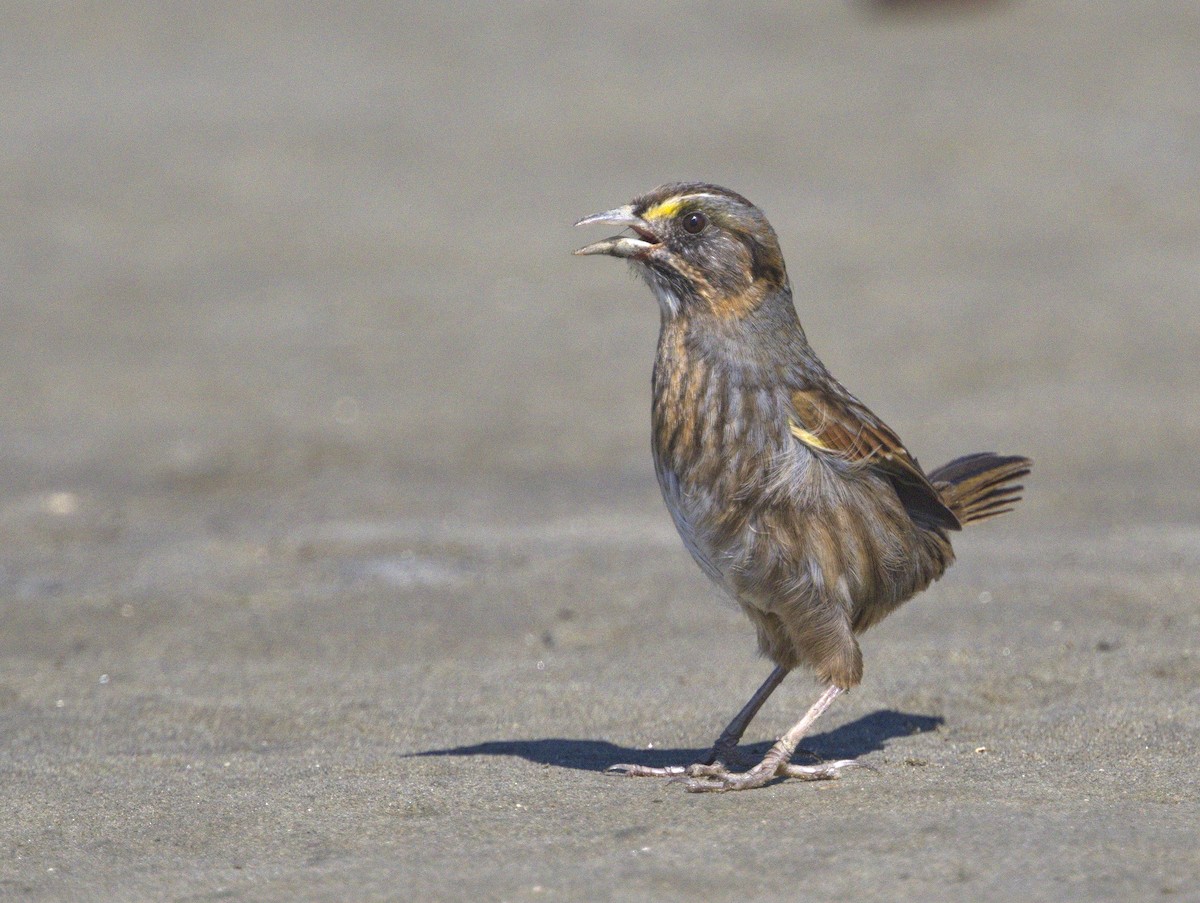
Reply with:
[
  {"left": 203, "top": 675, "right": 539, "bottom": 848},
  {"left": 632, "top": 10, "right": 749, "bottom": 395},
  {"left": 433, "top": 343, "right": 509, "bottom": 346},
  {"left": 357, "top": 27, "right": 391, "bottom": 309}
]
[{"left": 574, "top": 182, "right": 1031, "bottom": 792}]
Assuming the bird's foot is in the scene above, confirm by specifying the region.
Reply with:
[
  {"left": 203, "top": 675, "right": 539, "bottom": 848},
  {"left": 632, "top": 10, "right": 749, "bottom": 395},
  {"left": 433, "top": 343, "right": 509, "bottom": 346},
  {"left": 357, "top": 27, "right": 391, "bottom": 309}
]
[
  {"left": 605, "top": 762, "right": 688, "bottom": 778},
  {"left": 676, "top": 757, "right": 860, "bottom": 793},
  {"left": 606, "top": 742, "right": 754, "bottom": 778}
]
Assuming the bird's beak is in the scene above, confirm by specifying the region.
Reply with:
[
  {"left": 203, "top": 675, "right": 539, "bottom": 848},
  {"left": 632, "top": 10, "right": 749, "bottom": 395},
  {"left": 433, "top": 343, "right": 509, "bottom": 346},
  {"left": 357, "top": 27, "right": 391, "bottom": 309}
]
[{"left": 573, "top": 205, "right": 660, "bottom": 258}]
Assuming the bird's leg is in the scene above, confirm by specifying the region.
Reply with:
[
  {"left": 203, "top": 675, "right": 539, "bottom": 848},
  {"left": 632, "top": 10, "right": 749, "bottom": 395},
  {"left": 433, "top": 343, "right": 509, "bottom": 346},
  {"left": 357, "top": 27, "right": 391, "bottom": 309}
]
[
  {"left": 606, "top": 665, "right": 789, "bottom": 778},
  {"left": 708, "top": 665, "right": 790, "bottom": 765},
  {"left": 680, "top": 684, "right": 859, "bottom": 792}
]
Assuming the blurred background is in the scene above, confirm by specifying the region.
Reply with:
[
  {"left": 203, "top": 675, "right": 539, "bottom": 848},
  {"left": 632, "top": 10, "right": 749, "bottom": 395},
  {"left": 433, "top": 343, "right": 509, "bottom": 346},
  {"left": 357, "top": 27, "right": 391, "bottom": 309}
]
[
  {"left": 2, "top": 2, "right": 1198, "bottom": 900},
  {"left": 6, "top": 2, "right": 1198, "bottom": 531}
]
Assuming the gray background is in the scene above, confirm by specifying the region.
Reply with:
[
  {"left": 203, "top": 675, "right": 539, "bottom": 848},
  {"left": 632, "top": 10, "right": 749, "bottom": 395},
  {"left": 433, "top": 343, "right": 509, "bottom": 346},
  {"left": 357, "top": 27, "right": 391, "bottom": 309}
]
[{"left": 2, "top": 2, "right": 1198, "bottom": 900}]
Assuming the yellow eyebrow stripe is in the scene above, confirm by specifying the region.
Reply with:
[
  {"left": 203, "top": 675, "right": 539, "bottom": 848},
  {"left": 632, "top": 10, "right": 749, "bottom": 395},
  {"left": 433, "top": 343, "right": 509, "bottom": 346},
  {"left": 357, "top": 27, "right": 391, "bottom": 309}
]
[{"left": 642, "top": 197, "right": 685, "bottom": 221}]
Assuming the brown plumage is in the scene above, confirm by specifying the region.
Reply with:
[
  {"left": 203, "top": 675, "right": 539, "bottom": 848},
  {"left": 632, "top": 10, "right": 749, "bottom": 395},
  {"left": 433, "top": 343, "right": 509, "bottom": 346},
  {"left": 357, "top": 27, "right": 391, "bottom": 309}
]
[{"left": 575, "top": 182, "right": 1031, "bottom": 791}]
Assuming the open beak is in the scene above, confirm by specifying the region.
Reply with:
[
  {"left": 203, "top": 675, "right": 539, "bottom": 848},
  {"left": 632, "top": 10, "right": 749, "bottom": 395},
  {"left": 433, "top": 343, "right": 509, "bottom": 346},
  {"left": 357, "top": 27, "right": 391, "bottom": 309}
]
[{"left": 573, "top": 204, "right": 660, "bottom": 258}]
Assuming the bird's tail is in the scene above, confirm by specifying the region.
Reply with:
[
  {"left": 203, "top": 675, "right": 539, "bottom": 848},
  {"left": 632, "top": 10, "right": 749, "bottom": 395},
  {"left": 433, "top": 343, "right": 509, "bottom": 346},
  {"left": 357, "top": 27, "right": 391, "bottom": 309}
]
[{"left": 929, "top": 453, "right": 1032, "bottom": 526}]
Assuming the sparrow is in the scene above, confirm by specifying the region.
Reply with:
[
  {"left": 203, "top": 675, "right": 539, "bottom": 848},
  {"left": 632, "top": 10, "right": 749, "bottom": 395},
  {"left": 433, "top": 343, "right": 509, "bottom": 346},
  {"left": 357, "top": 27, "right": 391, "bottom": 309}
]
[{"left": 574, "top": 182, "right": 1031, "bottom": 792}]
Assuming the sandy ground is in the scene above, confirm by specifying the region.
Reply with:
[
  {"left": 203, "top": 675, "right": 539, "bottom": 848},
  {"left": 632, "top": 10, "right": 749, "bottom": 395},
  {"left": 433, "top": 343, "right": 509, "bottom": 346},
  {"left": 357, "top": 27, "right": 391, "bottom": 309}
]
[{"left": 2, "top": 2, "right": 1198, "bottom": 900}]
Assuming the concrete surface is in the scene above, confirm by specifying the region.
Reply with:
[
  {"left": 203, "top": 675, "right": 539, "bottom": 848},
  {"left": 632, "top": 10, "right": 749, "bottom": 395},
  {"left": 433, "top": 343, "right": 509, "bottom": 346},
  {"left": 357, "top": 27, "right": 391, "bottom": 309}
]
[{"left": 2, "top": 2, "right": 1198, "bottom": 900}]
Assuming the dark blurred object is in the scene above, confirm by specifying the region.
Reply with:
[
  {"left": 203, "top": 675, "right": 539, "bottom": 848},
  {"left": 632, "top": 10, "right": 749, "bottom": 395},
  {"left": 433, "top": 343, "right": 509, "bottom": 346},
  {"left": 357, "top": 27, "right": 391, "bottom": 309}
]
[{"left": 864, "top": 0, "right": 1015, "bottom": 17}]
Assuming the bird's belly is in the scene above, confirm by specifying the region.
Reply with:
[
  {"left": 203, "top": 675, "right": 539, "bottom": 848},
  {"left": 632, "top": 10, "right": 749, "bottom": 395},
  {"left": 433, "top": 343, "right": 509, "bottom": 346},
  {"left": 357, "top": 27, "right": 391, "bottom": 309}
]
[
  {"left": 656, "top": 448, "right": 951, "bottom": 630},
  {"left": 655, "top": 463, "right": 727, "bottom": 584},
  {"left": 655, "top": 448, "right": 806, "bottom": 593}
]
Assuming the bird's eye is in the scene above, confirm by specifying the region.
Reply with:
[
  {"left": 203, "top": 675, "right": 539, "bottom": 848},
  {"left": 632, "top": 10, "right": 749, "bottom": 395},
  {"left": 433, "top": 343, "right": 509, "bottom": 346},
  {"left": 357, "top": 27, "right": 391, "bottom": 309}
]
[{"left": 681, "top": 211, "right": 707, "bottom": 234}]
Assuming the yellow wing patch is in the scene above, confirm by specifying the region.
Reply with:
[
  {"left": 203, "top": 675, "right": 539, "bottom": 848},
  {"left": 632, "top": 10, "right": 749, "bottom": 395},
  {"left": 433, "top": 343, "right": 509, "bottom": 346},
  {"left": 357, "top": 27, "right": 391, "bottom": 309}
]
[{"left": 788, "top": 417, "right": 832, "bottom": 452}]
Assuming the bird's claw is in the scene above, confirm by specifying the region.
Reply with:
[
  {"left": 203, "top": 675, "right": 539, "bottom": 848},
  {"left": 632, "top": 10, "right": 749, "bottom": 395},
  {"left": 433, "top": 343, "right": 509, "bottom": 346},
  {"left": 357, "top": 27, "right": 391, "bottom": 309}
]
[
  {"left": 605, "top": 758, "right": 734, "bottom": 778},
  {"left": 606, "top": 746, "right": 736, "bottom": 778},
  {"left": 608, "top": 751, "right": 862, "bottom": 790},
  {"left": 677, "top": 757, "right": 862, "bottom": 793},
  {"left": 605, "top": 763, "right": 687, "bottom": 777}
]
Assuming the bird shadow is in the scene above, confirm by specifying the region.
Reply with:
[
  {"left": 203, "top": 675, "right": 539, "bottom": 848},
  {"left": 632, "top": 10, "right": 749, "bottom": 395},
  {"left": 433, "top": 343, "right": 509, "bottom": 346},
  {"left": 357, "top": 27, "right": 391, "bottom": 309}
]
[{"left": 407, "top": 709, "right": 942, "bottom": 773}]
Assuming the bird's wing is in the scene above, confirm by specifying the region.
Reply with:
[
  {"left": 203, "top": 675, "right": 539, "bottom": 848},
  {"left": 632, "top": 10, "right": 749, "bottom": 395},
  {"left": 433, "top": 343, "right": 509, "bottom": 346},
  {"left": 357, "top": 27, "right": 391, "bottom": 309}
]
[{"left": 789, "top": 387, "right": 961, "bottom": 531}]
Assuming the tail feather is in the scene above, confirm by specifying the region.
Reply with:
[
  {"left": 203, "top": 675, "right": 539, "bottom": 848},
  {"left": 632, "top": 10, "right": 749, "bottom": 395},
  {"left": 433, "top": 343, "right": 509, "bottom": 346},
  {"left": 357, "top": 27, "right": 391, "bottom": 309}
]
[{"left": 928, "top": 452, "right": 1032, "bottom": 526}]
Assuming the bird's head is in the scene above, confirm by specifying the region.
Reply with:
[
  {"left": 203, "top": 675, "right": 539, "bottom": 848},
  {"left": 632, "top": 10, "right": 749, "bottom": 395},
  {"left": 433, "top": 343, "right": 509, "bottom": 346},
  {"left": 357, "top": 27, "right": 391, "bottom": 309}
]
[{"left": 575, "top": 182, "right": 790, "bottom": 319}]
